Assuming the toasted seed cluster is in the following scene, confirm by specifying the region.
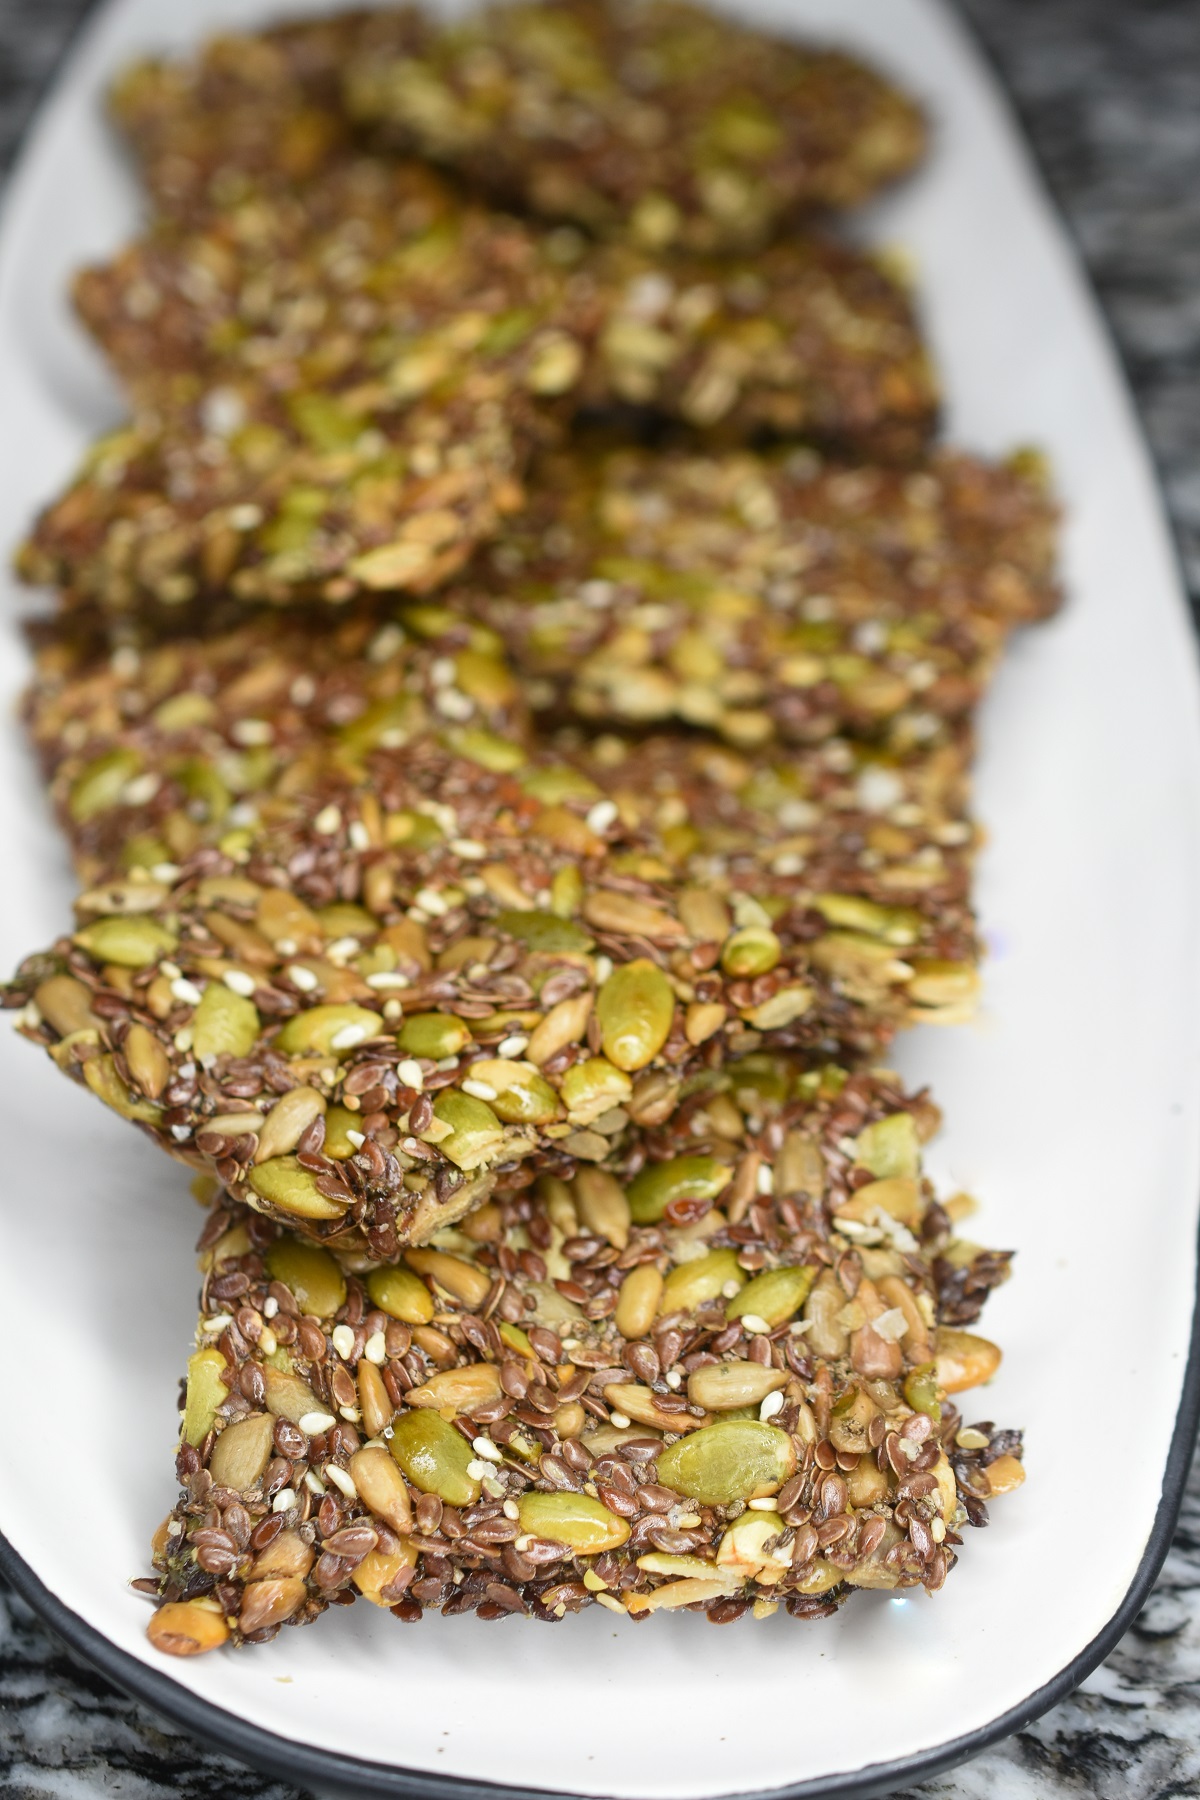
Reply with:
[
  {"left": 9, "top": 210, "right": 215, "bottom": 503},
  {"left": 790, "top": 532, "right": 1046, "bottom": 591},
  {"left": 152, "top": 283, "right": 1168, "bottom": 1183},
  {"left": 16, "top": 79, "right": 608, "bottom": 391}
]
[
  {"left": 344, "top": 0, "right": 927, "bottom": 251},
  {"left": 4, "top": 0, "right": 1042, "bottom": 1657},
  {"left": 147, "top": 1065, "right": 1021, "bottom": 1648}
]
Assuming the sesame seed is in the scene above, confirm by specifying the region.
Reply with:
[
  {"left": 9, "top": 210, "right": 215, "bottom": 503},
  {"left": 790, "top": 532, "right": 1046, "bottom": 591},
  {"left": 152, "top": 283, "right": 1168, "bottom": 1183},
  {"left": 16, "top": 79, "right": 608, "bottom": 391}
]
[
  {"left": 365, "top": 971, "right": 411, "bottom": 990},
  {"left": 586, "top": 799, "right": 618, "bottom": 833},
  {"left": 497, "top": 1034, "right": 529, "bottom": 1058},
  {"left": 298, "top": 1411, "right": 336, "bottom": 1435},
  {"left": 748, "top": 1496, "right": 780, "bottom": 1511},
  {"left": 721, "top": 1280, "right": 742, "bottom": 1298},
  {"left": 368, "top": 623, "right": 405, "bottom": 663},
  {"left": 396, "top": 1059, "right": 425, "bottom": 1090},
  {"left": 159, "top": 961, "right": 181, "bottom": 980},
  {"left": 223, "top": 969, "right": 256, "bottom": 997},
  {"left": 462, "top": 1079, "right": 498, "bottom": 1101},
  {"left": 348, "top": 820, "right": 371, "bottom": 851},
  {"left": 594, "top": 955, "right": 614, "bottom": 983},
  {"left": 759, "top": 1391, "right": 785, "bottom": 1421},
  {"left": 466, "top": 1459, "right": 491, "bottom": 1481},
  {"left": 324, "top": 1464, "right": 358, "bottom": 1501},
  {"left": 170, "top": 1121, "right": 192, "bottom": 1140},
  {"left": 345, "top": 1128, "right": 366, "bottom": 1149},
  {"left": 594, "top": 1592, "right": 626, "bottom": 1614},
  {"left": 415, "top": 886, "right": 448, "bottom": 916},
  {"left": 290, "top": 674, "right": 316, "bottom": 706},
  {"left": 201, "top": 1314, "right": 232, "bottom": 1334},
  {"left": 313, "top": 804, "right": 342, "bottom": 835},
  {"left": 303, "top": 1469, "right": 327, "bottom": 1496},
  {"left": 338, "top": 1406, "right": 361, "bottom": 1423},
  {"left": 122, "top": 772, "right": 161, "bottom": 805},
  {"left": 286, "top": 964, "right": 319, "bottom": 992},
  {"left": 331, "top": 1324, "right": 356, "bottom": 1359},
  {"left": 330, "top": 1023, "right": 369, "bottom": 1051},
  {"left": 502, "top": 1500, "right": 520, "bottom": 1520},
  {"left": 326, "top": 936, "right": 361, "bottom": 962},
  {"left": 609, "top": 1411, "right": 631, "bottom": 1429},
  {"left": 665, "top": 1369, "right": 682, "bottom": 1388},
  {"left": 231, "top": 718, "right": 273, "bottom": 746},
  {"left": 272, "top": 1489, "right": 297, "bottom": 1513},
  {"left": 262, "top": 1296, "right": 279, "bottom": 1320},
  {"left": 471, "top": 1436, "right": 503, "bottom": 1463},
  {"left": 956, "top": 1427, "right": 991, "bottom": 1450},
  {"left": 449, "top": 837, "right": 487, "bottom": 859},
  {"left": 364, "top": 1331, "right": 387, "bottom": 1364},
  {"left": 739, "top": 1313, "right": 771, "bottom": 1335},
  {"left": 756, "top": 1164, "right": 775, "bottom": 1194},
  {"left": 435, "top": 688, "right": 474, "bottom": 721}
]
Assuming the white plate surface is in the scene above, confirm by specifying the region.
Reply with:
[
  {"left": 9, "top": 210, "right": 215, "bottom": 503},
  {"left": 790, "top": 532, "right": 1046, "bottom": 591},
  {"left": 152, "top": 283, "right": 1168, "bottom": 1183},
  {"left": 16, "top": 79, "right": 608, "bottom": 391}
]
[{"left": 1, "top": 2, "right": 1199, "bottom": 1795}]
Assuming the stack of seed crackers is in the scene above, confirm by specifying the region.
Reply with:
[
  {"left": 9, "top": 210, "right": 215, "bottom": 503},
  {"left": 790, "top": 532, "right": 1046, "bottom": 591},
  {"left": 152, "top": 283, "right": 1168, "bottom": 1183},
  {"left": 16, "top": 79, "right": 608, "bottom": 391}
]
[{"left": 5, "top": 0, "right": 1047, "bottom": 1653}]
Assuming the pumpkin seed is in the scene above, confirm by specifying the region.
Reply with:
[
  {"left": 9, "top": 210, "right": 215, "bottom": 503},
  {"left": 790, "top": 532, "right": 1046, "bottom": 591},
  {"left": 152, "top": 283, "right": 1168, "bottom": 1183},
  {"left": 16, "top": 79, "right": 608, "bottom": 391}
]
[
  {"left": 389, "top": 1407, "right": 480, "bottom": 1506},
  {"left": 656, "top": 1418, "right": 796, "bottom": 1505},
  {"left": 595, "top": 959, "right": 675, "bottom": 1071},
  {"left": 264, "top": 1238, "right": 346, "bottom": 1317},
  {"left": 249, "top": 1156, "right": 349, "bottom": 1221},
  {"left": 627, "top": 1154, "right": 733, "bottom": 1223},
  {"left": 726, "top": 1263, "right": 816, "bottom": 1327}
]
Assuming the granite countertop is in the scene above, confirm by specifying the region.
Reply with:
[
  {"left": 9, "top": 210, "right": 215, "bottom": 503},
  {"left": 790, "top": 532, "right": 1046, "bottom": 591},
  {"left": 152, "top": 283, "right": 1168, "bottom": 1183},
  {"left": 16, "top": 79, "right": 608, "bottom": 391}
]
[{"left": 2, "top": 1, "right": 1199, "bottom": 1795}]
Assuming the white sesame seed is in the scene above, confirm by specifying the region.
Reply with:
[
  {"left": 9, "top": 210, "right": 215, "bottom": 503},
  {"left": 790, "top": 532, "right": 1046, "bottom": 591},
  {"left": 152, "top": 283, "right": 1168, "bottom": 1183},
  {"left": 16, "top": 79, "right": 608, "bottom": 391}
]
[
  {"left": 471, "top": 1436, "right": 503, "bottom": 1463},
  {"left": 259, "top": 1326, "right": 277, "bottom": 1356},
  {"left": 609, "top": 1411, "right": 631, "bottom": 1429},
  {"left": 330, "top": 1023, "right": 369, "bottom": 1051},
  {"left": 365, "top": 970, "right": 410, "bottom": 990},
  {"left": 739, "top": 1313, "right": 771, "bottom": 1335},
  {"left": 339, "top": 1406, "right": 361, "bottom": 1423},
  {"left": 502, "top": 1499, "right": 520, "bottom": 1521},
  {"left": 111, "top": 645, "right": 140, "bottom": 679},
  {"left": 674, "top": 1511, "right": 702, "bottom": 1528},
  {"left": 169, "top": 976, "right": 203, "bottom": 1006},
  {"left": 275, "top": 939, "right": 297, "bottom": 957},
  {"left": 160, "top": 961, "right": 181, "bottom": 980},
  {"left": 466, "top": 1459, "right": 491, "bottom": 1481},
  {"left": 383, "top": 999, "right": 403, "bottom": 1022},
  {"left": 396, "top": 1059, "right": 425, "bottom": 1090},
  {"left": 170, "top": 1121, "right": 192, "bottom": 1141},
  {"left": 435, "top": 688, "right": 475, "bottom": 721},
  {"left": 324, "top": 1464, "right": 358, "bottom": 1501},
  {"left": 747, "top": 1496, "right": 780, "bottom": 1511},
  {"left": 461, "top": 1079, "right": 498, "bottom": 1101},
  {"left": 497, "top": 1034, "right": 529, "bottom": 1058},
  {"left": 286, "top": 964, "right": 319, "bottom": 992},
  {"left": 272, "top": 1488, "right": 297, "bottom": 1513},
  {"left": 664, "top": 1369, "right": 682, "bottom": 1389},
  {"left": 415, "top": 886, "right": 448, "bottom": 916},
  {"left": 166, "top": 1518, "right": 184, "bottom": 1536},
  {"left": 756, "top": 1164, "right": 775, "bottom": 1194},
  {"left": 202, "top": 1314, "right": 232, "bottom": 1334},
  {"left": 200, "top": 386, "right": 245, "bottom": 437},
  {"left": 331, "top": 1324, "right": 356, "bottom": 1359},
  {"left": 150, "top": 862, "right": 181, "bottom": 882},
  {"left": 435, "top": 1055, "right": 459, "bottom": 1072},
  {"left": 930, "top": 1517, "right": 947, "bottom": 1542},
  {"left": 759, "top": 1391, "right": 785, "bottom": 1421},
  {"left": 326, "top": 936, "right": 362, "bottom": 963},
  {"left": 303, "top": 1469, "right": 327, "bottom": 1497},
  {"left": 348, "top": 820, "right": 371, "bottom": 852},
  {"left": 298, "top": 1411, "right": 336, "bottom": 1435},
  {"left": 122, "top": 772, "right": 161, "bottom": 806},
  {"left": 955, "top": 1427, "right": 991, "bottom": 1451},
  {"left": 313, "top": 804, "right": 342, "bottom": 835},
  {"left": 594, "top": 955, "right": 614, "bottom": 983},
  {"left": 345, "top": 1129, "right": 366, "bottom": 1149},
  {"left": 364, "top": 1331, "right": 387, "bottom": 1365},
  {"left": 430, "top": 657, "right": 456, "bottom": 687},
  {"left": 231, "top": 718, "right": 273, "bottom": 747},
  {"left": 585, "top": 799, "right": 618, "bottom": 833},
  {"left": 448, "top": 837, "right": 487, "bottom": 859},
  {"left": 223, "top": 969, "right": 257, "bottom": 997},
  {"left": 228, "top": 502, "right": 264, "bottom": 530},
  {"left": 262, "top": 1296, "right": 279, "bottom": 1320},
  {"left": 290, "top": 674, "right": 316, "bottom": 706},
  {"left": 368, "top": 623, "right": 405, "bottom": 663}
]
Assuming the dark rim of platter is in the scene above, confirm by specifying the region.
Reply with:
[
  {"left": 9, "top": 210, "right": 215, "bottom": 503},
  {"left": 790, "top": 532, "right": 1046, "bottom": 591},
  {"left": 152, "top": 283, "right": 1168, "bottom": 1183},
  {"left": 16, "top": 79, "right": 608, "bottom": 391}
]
[{"left": 3, "top": 1, "right": 1200, "bottom": 1797}]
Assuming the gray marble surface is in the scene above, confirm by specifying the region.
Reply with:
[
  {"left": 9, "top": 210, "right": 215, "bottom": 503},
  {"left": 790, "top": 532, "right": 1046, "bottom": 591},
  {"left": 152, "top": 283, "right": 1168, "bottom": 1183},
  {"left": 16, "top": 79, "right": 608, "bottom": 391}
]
[{"left": 1, "top": 1, "right": 1199, "bottom": 1795}]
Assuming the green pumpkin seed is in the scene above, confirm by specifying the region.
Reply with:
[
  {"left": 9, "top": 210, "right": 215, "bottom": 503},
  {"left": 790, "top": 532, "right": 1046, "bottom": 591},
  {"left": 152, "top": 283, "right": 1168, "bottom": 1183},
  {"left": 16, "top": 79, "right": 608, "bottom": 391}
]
[
  {"left": 560, "top": 1056, "right": 632, "bottom": 1121},
  {"left": 366, "top": 1264, "right": 435, "bottom": 1324},
  {"left": 686, "top": 1360, "right": 788, "bottom": 1411},
  {"left": 275, "top": 1004, "right": 384, "bottom": 1057},
  {"left": 83, "top": 1054, "right": 162, "bottom": 1123},
  {"left": 494, "top": 911, "right": 593, "bottom": 954},
  {"left": 322, "top": 1104, "right": 361, "bottom": 1159},
  {"left": 68, "top": 747, "right": 142, "bottom": 822},
  {"left": 904, "top": 1363, "right": 943, "bottom": 1420},
  {"left": 659, "top": 1247, "right": 744, "bottom": 1315},
  {"left": 811, "top": 893, "right": 923, "bottom": 945},
  {"left": 192, "top": 984, "right": 260, "bottom": 1061},
  {"left": 264, "top": 1238, "right": 346, "bottom": 1318},
  {"left": 395, "top": 1012, "right": 473, "bottom": 1059},
  {"left": 517, "top": 1491, "right": 629, "bottom": 1554},
  {"left": 389, "top": 1408, "right": 480, "bottom": 1506},
  {"left": 73, "top": 915, "right": 178, "bottom": 968},
  {"left": 854, "top": 1111, "right": 920, "bottom": 1179},
  {"left": 431, "top": 1090, "right": 507, "bottom": 1170},
  {"left": 182, "top": 1348, "right": 229, "bottom": 1446},
  {"left": 248, "top": 1156, "right": 349, "bottom": 1220},
  {"left": 720, "top": 925, "right": 782, "bottom": 977},
  {"left": 627, "top": 1155, "right": 733, "bottom": 1224},
  {"left": 449, "top": 727, "right": 527, "bottom": 773},
  {"left": 656, "top": 1418, "right": 797, "bottom": 1506},
  {"left": 595, "top": 958, "right": 676, "bottom": 1072},
  {"left": 726, "top": 1263, "right": 816, "bottom": 1328}
]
